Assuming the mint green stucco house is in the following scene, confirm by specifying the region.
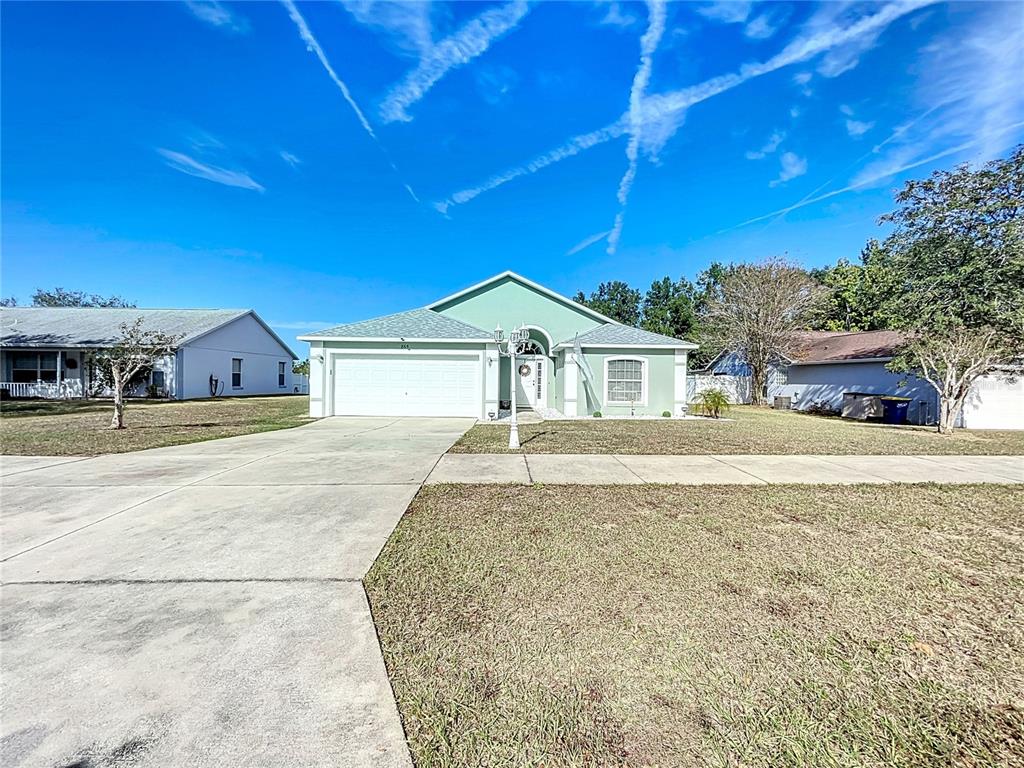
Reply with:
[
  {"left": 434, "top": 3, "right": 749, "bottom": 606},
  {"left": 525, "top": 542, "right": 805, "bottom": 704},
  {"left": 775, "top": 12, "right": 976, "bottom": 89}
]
[{"left": 300, "top": 272, "right": 697, "bottom": 419}]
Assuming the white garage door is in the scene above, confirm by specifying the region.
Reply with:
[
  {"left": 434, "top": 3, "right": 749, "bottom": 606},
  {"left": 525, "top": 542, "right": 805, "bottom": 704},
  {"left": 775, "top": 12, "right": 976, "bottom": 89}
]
[
  {"left": 333, "top": 354, "right": 482, "bottom": 417},
  {"left": 961, "top": 374, "right": 1024, "bottom": 430}
]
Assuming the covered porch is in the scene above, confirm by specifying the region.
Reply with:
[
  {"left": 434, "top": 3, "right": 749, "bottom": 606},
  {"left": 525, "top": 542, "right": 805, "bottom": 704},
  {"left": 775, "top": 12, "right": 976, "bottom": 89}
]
[{"left": 0, "top": 349, "right": 88, "bottom": 399}]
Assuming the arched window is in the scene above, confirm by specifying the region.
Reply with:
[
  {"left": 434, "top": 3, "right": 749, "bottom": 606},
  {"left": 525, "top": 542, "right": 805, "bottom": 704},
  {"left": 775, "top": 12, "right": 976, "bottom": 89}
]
[{"left": 518, "top": 339, "right": 545, "bottom": 355}]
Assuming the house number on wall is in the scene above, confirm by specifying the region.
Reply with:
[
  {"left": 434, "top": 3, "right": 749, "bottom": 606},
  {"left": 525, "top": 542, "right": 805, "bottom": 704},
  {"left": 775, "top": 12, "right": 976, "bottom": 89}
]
[{"left": 399, "top": 344, "right": 411, "bottom": 350}]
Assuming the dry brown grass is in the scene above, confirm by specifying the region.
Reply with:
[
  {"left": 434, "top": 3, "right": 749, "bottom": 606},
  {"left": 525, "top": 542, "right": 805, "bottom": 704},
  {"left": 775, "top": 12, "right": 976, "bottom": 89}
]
[
  {"left": 450, "top": 407, "right": 1024, "bottom": 456},
  {"left": 366, "top": 484, "right": 1024, "bottom": 767},
  {"left": 0, "top": 396, "right": 311, "bottom": 455}
]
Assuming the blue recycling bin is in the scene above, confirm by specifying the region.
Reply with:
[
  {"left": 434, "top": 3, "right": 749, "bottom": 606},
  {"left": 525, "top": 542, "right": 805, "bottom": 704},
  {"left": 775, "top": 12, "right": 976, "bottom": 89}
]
[{"left": 881, "top": 398, "right": 910, "bottom": 425}]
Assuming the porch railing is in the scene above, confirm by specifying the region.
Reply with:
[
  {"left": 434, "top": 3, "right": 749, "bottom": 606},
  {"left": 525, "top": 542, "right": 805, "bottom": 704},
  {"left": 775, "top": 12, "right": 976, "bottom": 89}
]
[{"left": 0, "top": 380, "right": 85, "bottom": 399}]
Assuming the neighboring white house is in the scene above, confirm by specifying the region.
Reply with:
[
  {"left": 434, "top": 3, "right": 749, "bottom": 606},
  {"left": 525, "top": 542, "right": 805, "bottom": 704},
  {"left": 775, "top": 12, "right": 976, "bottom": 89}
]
[
  {"left": 775, "top": 329, "right": 1024, "bottom": 430},
  {"left": 0, "top": 307, "right": 299, "bottom": 400}
]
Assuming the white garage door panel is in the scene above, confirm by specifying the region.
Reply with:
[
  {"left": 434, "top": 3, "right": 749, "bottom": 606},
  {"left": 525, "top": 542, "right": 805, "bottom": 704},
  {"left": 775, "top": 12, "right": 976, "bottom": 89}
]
[
  {"left": 333, "top": 354, "right": 481, "bottom": 417},
  {"left": 962, "top": 375, "right": 1024, "bottom": 430}
]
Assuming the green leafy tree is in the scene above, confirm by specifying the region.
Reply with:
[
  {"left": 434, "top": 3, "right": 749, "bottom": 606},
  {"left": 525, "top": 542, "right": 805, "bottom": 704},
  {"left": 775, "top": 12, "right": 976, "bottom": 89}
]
[
  {"left": 809, "top": 241, "right": 904, "bottom": 331},
  {"left": 641, "top": 277, "right": 697, "bottom": 340},
  {"left": 0, "top": 297, "right": 17, "bottom": 307},
  {"left": 292, "top": 359, "right": 310, "bottom": 376},
  {"left": 31, "top": 288, "right": 135, "bottom": 308},
  {"left": 881, "top": 145, "right": 1024, "bottom": 433},
  {"left": 574, "top": 281, "right": 642, "bottom": 326}
]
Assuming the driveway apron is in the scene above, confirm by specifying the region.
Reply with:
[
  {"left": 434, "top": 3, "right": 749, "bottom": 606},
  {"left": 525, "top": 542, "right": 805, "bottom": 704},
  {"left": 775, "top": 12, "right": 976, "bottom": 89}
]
[{"left": 1, "top": 416, "right": 474, "bottom": 768}]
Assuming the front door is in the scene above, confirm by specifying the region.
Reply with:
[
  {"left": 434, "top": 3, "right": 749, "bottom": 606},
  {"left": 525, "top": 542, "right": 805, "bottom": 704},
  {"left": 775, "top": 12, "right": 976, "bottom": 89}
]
[{"left": 515, "top": 356, "right": 546, "bottom": 408}]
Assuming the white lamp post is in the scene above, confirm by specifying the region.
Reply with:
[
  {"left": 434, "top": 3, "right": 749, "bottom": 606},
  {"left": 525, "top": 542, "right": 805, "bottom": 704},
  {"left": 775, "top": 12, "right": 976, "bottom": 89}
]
[{"left": 494, "top": 324, "right": 529, "bottom": 449}]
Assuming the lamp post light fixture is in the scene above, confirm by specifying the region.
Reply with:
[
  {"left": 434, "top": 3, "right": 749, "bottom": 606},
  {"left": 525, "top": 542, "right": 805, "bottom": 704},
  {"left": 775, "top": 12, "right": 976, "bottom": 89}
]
[{"left": 495, "top": 324, "right": 530, "bottom": 449}]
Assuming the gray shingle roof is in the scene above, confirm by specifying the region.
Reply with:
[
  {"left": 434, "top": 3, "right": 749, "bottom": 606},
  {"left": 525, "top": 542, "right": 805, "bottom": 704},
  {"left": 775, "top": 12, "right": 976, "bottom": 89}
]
[
  {"left": 562, "top": 324, "right": 698, "bottom": 348},
  {"left": 1, "top": 307, "right": 251, "bottom": 349},
  {"left": 301, "top": 308, "right": 491, "bottom": 340}
]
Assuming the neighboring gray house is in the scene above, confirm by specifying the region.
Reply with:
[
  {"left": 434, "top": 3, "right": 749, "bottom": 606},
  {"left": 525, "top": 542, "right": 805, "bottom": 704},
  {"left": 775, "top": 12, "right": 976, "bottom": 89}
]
[
  {"left": 0, "top": 307, "right": 298, "bottom": 400},
  {"left": 776, "top": 329, "right": 1024, "bottom": 430}
]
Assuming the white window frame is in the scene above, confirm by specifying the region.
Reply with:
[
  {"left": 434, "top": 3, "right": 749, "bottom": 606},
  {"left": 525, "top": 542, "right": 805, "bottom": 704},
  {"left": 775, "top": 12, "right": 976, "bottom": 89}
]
[
  {"left": 278, "top": 361, "right": 287, "bottom": 388},
  {"left": 604, "top": 356, "right": 648, "bottom": 406},
  {"left": 231, "top": 358, "right": 243, "bottom": 389}
]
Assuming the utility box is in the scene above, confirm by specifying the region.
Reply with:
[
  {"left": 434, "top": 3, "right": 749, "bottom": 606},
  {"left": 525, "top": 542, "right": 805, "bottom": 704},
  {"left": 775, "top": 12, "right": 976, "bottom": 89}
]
[
  {"left": 773, "top": 396, "right": 792, "bottom": 410},
  {"left": 842, "top": 392, "right": 883, "bottom": 420}
]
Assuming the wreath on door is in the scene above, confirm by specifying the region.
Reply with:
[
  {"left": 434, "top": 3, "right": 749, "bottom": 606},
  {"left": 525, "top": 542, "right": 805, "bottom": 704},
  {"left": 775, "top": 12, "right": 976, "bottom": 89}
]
[{"left": 518, "top": 363, "right": 532, "bottom": 377}]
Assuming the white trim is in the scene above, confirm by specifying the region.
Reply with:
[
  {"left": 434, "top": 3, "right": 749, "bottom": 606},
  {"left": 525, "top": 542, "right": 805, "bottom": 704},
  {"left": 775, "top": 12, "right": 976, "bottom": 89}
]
[
  {"left": 297, "top": 335, "right": 490, "bottom": 343},
  {"left": 673, "top": 349, "right": 688, "bottom": 416},
  {"left": 604, "top": 355, "right": 648, "bottom": 407},
  {"left": 521, "top": 324, "right": 555, "bottom": 354},
  {"left": 563, "top": 352, "right": 578, "bottom": 417},
  {"left": 555, "top": 342, "right": 698, "bottom": 350},
  {"left": 426, "top": 270, "right": 623, "bottom": 326}
]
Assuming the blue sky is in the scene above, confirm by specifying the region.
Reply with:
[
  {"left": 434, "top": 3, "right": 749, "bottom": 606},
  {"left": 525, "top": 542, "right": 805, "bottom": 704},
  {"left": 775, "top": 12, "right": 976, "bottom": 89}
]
[{"left": 2, "top": 0, "right": 1022, "bottom": 352}]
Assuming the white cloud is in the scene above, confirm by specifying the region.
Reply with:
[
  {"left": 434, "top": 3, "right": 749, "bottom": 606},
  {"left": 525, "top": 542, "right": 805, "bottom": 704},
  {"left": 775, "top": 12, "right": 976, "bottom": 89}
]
[
  {"left": 744, "top": 13, "right": 780, "bottom": 40},
  {"left": 745, "top": 129, "right": 786, "bottom": 159},
  {"left": 695, "top": 1, "right": 751, "bottom": 24},
  {"left": 793, "top": 71, "right": 812, "bottom": 85},
  {"left": 184, "top": 1, "right": 249, "bottom": 33},
  {"left": 435, "top": 1, "right": 933, "bottom": 212},
  {"left": 845, "top": 118, "right": 874, "bottom": 137},
  {"left": 740, "top": 125, "right": 1024, "bottom": 227},
  {"left": 566, "top": 229, "right": 611, "bottom": 256},
  {"left": 282, "top": 0, "right": 419, "bottom": 203},
  {"left": 599, "top": 2, "right": 638, "bottom": 29},
  {"left": 280, "top": 150, "right": 302, "bottom": 168},
  {"left": 433, "top": 119, "right": 628, "bottom": 214},
  {"left": 608, "top": 0, "right": 667, "bottom": 255},
  {"left": 849, "top": 3, "right": 1024, "bottom": 188},
  {"left": 769, "top": 151, "right": 807, "bottom": 187},
  {"left": 475, "top": 64, "right": 520, "bottom": 107},
  {"left": 157, "top": 149, "right": 264, "bottom": 192},
  {"left": 379, "top": 1, "right": 530, "bottom": 123},
  {"left": 341, "top": 0, "right": 434, "bottom": 58}
]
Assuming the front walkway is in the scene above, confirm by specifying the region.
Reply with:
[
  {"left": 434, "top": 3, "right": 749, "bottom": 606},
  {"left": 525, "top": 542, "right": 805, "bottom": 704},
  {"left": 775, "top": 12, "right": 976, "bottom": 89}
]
[
  {"left": 428, "top": 453, "right": 1024, "bottom": 485},
  {"left": 1, "top": 417, "right": 475, "bottom": 768}
]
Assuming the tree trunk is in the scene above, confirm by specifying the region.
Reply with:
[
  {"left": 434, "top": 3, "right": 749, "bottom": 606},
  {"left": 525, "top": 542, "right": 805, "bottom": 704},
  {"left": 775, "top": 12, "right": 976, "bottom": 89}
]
[
  {"left": 937, "top": 396, "right": 961, "bottom": 435},
  {"left": 749, "top": 363, "right": 767, "bottom": 407},
  {"left": 110, "top": 373, "right": 125, "bottom": 429}
]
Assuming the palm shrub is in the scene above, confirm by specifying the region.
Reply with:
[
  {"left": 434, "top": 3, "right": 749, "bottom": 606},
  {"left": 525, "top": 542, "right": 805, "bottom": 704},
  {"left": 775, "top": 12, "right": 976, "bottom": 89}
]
[{"left": 697, "top": 388, "right": 730, "bottom": 419}]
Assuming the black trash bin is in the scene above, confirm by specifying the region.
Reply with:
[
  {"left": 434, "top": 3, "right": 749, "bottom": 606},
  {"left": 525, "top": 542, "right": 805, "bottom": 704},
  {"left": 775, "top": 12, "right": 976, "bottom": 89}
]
[{"left": 881, "top": 397, "right": 910, "bottom": 425}]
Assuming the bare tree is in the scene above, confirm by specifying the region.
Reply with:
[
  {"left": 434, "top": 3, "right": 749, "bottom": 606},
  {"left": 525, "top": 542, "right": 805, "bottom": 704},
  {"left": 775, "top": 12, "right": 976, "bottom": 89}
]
[
  {"left": 89, "top": 319, "right": 180, "bottom": 429},
  {"left": 702, "top": 258, "right": 822, "bottom": 405},
  {"left": 892, "top": 326, "right": 1018, "bottom": 434}
]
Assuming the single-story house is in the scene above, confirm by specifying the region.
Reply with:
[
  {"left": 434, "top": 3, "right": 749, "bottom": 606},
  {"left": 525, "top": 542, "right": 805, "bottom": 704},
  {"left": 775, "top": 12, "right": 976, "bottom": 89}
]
[
  {"left": 775, "top": 329, "right": 1024, "bottom": 430},
  {"left": 0, "top": 307, "right": 298, "bottom": 400},
  {"left": 300, "top": 271, "right": 697, "bottom": 419}
]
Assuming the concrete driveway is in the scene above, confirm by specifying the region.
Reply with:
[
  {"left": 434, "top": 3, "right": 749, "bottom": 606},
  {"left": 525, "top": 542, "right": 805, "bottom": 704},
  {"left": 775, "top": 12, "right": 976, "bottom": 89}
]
[{"left": 1, "top": 416, "right": 474, "bottom": 768}]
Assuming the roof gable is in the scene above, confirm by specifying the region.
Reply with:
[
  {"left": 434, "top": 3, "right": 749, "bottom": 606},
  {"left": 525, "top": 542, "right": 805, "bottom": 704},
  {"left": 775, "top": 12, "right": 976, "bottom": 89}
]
[
  {"left": 429, "top": 271, "right": 619, "bottom": 325},
  {"left": 299, "top": 308, "right": 491, "bottom": 341},
  {"left": 429, "top": 271, "right": 612, "bottom": 348},
  {"left": 0, "top": 307, "right": 298, "bottom": 358}
]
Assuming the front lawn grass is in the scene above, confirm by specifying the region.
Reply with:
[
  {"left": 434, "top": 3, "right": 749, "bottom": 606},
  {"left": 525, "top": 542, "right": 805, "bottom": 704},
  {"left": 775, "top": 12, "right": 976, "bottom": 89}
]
[
  {"left": 0, "top": 395, "right": 311, "bottom": 455},
  {"left": 366, "top": 483, "right": 1024, "bottom": 768},
  {"left": 451, "top": 406, "right": 1024, "bottom": 455}
]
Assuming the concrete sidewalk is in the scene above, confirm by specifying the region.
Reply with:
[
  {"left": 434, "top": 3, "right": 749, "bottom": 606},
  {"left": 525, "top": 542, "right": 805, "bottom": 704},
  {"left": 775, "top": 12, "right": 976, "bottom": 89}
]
[{"left": 427, "top": 453, "right": 1024, "bottom": 485}]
